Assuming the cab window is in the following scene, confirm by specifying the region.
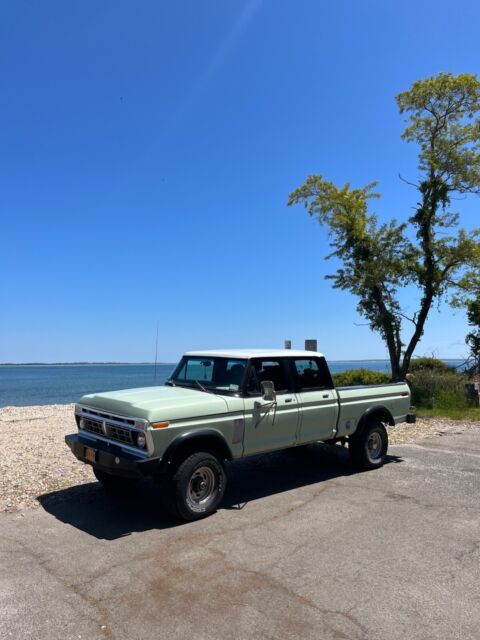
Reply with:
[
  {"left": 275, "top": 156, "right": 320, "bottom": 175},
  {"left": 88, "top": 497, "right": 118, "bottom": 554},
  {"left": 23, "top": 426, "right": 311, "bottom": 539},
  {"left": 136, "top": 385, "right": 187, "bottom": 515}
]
[
  {"left": 245, "top": 359, "right": 290, "bottom": 394},
  {"left": 293, "top": 358, "right": 332, "bottom": 390}
]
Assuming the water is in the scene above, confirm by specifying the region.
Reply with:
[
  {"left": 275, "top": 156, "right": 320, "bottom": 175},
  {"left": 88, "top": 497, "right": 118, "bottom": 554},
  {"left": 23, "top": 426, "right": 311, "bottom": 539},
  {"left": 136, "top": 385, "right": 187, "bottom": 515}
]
[
  {"left": 0, "top": 364, "right": 175, "bottom": 407},
  {"left": 0, "top": 360, "right": 465, "bottom": 408}
]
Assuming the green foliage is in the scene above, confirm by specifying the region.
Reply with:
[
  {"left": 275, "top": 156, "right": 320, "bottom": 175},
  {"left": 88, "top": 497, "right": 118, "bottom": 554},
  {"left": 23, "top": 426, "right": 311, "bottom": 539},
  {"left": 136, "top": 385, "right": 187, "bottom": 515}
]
[
  {"left": 451, "top": 271, "right": 480, "bottom": 375},
  {"left": 288, "top": 72, "right": 480, "bottom": 379},
  {"left": 332, "top": 369, "right": 391, "bottom": 387},
  {"left": 465, "top": 295, "right": 480, "bottom": 374},
  {"left": 408, "top": 369, "right": 470, "bottom": 411},
  {"left": 288, "top": 177, "right": 409, "bottom": 375},
  {"left": 408, "top": 357, "right": 453, "bottom": 373},
  {"left": 397, "top": 73, "right": 480, "bottom": 193},
  {"left": 331, "top": 365, "right": 477, "bottom": 419}
]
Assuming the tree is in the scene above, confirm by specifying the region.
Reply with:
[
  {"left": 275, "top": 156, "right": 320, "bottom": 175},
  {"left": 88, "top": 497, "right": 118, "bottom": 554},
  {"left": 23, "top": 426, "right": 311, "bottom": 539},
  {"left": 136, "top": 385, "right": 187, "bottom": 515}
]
[
  {"left": 466, "top": 295, "right": 480, "bottom": 375},
  {"left": 288, "top": 72, "right": 480, "bottom": 379}
]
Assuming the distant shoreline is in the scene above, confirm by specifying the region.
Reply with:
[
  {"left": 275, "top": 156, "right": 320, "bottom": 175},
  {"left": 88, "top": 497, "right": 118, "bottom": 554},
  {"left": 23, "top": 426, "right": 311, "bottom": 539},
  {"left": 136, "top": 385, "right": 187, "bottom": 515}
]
[{"left": 0, "top": 358, "right": 465, "bottom": 366}]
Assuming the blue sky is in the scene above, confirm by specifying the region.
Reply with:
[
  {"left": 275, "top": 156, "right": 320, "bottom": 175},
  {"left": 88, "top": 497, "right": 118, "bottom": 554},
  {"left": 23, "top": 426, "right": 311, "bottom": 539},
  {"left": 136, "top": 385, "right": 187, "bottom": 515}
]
[{"left": 1, "top": 0, "right": 479, "bottom": 363}]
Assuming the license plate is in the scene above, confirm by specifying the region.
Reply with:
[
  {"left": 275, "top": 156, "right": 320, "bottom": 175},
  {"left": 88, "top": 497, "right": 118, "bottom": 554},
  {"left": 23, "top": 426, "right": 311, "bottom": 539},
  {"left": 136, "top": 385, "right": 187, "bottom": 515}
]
[{"left": 85, "top": 447, "right": 96, "bottom": 463}]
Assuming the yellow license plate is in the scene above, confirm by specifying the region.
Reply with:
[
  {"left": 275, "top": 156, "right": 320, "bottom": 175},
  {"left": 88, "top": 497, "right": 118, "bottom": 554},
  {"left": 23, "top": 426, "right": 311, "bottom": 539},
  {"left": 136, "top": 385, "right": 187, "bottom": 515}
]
[{"left": 85, "top": 447, "right": 96, "bottom": 463}]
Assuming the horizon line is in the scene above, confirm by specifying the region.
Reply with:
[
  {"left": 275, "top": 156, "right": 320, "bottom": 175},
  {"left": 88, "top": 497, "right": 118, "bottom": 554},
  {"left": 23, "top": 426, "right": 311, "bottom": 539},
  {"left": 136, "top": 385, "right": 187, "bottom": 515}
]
[{"left": 0, "top": 357, "right": 466, "bottom": 366}]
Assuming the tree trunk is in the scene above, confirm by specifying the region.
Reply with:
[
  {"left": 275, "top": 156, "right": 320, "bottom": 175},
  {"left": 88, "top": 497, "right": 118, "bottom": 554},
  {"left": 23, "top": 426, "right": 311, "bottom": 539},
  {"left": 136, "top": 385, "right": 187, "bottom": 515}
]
[
  {"left": 400, "top": 291, "right": 434, "bottom": 378},
  {"left": 371, "top": 286, "right": 402, "bottom": 380},
  {"left": 399, "top": 179, "right": 439, "bottom": 378},
  {"left": 389, "top": 350, "right": 401, "bottom": 381}
]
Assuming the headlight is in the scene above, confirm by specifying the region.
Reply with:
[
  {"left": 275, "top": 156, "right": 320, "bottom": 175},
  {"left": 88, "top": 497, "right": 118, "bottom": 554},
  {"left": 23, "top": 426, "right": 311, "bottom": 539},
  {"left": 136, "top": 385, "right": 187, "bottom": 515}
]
[
  {"left": 136, "top": 433, "right": 146, "bottom": 449},
  {"left": 79, "top": 417, "right": 85, "bottom": 430}
]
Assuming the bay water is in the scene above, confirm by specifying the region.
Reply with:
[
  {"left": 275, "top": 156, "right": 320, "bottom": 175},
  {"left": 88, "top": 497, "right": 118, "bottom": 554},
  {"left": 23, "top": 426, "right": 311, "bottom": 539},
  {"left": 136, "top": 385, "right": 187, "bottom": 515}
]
[{"left": 0, "top": 360, "right": 464, "bottom": 407}]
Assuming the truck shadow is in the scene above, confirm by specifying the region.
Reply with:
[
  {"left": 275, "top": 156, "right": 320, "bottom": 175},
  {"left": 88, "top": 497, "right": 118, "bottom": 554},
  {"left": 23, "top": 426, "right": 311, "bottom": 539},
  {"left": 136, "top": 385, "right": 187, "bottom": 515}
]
[
  {"left": 224, "top": 444, "right": 402, "bottom": 508},
  {"left": 38, "top": 444, "right": 402, "bottom": 540}
]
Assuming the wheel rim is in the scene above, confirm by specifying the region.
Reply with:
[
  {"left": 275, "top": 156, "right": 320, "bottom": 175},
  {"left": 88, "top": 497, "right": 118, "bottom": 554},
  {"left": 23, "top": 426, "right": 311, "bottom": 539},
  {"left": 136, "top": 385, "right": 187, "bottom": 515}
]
[
  {"left": 187, "top": 466, "right": 216, "bottom": 510},
  {"left": 367, "top": 431, "right": 383, "bottom": 460}
]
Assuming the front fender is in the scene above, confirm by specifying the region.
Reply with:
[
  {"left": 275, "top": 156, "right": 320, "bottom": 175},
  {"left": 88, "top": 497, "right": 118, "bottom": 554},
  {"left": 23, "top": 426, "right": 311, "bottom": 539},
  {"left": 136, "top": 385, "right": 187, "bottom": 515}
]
[{"left": 160, "top": 428, "right": 233, "bottom": 472}]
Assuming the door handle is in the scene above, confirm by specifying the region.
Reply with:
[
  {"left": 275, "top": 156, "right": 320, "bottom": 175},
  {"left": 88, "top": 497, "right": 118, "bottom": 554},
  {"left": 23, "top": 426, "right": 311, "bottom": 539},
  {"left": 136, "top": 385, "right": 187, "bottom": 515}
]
[
  {"left": 322, "top": 394, "right": 329, "bottom": 398},
  {"left": 285, "top": 398, "right": 294, "bottom": 403}
]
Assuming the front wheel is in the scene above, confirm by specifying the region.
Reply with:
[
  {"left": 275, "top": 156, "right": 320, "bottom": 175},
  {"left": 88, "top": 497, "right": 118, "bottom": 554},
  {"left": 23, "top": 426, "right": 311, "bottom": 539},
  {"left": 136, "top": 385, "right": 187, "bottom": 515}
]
[
  {"left": 162, "top": 452, "right": 226, "bottom": 521},
  {"left": 349, "top": 420, "right": 388, "bottom": 470}
]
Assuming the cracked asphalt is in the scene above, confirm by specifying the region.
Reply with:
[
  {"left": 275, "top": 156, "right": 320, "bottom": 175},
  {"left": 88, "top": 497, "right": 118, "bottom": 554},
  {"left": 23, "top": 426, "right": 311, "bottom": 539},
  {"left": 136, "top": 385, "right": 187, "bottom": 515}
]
[{"left": 1, "top": 425, "right": 479, "bottom": 640}]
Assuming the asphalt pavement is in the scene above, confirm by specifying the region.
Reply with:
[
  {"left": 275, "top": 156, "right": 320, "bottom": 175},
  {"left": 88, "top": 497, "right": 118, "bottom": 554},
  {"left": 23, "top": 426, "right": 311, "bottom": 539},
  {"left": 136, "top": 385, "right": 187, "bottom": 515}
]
[{"left": 1, "top": 425, "right": 479, "bottom": 640}]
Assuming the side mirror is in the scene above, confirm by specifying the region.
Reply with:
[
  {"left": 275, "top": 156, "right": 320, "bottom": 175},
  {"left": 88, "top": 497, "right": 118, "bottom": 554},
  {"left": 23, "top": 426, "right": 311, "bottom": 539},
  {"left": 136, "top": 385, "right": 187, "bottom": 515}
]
[{"left": 261, "top": 380, "right": 276, "bottom": 402}]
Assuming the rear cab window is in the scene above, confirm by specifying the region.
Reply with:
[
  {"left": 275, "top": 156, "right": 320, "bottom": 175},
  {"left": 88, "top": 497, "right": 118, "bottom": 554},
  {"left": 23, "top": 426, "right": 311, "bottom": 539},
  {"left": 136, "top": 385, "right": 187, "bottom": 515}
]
[{"left": 291, "top": 357, "right": 333, "bottom": 391}]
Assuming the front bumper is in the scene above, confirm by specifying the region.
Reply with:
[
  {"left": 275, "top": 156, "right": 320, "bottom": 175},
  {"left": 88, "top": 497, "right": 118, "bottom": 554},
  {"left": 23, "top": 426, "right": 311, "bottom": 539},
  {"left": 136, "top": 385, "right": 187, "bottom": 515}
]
[{"left": 65, "top": 433, "right": 162, "bottom": 478}]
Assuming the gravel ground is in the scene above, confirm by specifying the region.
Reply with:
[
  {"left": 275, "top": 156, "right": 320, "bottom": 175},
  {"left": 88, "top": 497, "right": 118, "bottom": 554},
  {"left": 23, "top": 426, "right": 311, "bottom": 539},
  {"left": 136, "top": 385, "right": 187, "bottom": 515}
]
[
  {"left": 0, "top": 404, "right": 91, "bottom": 512},
  {"left": 0, "top": 404, "right": 478, "bottom": 513}
]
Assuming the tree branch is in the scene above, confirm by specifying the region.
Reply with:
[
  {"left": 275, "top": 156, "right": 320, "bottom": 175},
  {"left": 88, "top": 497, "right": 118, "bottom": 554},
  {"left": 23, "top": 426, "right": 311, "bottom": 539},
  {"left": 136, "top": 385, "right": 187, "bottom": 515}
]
[
  {"left": 398, "top": 312, "right": 418, "bottom": 326},
  {"left": 398, "top": 173, "right": 419, "bottom": 189}
]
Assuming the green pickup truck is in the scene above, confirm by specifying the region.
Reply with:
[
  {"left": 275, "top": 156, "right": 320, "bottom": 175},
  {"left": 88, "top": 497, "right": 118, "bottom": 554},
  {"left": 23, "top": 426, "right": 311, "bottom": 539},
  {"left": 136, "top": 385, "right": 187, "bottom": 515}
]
[{"left": 66, "top": 349, "right": 413, "bottom": 521}]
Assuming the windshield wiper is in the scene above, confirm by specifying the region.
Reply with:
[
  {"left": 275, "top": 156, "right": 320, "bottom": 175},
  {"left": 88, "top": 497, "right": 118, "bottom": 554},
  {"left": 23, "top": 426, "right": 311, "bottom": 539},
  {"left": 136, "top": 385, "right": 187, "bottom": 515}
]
[
  {"left": 165, "top": 379, "right": 175, "bottom": 387},
  {"left": 194, "top": 379, "right": 214, "bottom": 394}
]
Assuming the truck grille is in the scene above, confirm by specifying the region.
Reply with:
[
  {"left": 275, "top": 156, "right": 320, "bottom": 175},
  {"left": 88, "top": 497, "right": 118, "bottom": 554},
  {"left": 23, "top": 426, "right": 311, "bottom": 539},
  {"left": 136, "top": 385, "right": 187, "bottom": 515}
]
[
  {"left": 81, "top": 417, "right": 135, "bottom": 446},
  {"left": 82, "top": 417, "right": 104, "bottom": 436},
  {"left": 108, "top": 424, "right": 134, "bottom": 445}
]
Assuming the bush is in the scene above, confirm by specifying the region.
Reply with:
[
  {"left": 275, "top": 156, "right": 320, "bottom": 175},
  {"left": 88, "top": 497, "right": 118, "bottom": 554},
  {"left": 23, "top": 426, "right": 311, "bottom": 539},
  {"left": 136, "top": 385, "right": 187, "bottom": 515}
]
[
  {"left": 407, "top": 369, "right": 470, "bottom": 410},
  {"left": 332, "top": 368, "right": 391, "bottom": 387},
  {"left": 408, "top": 357, "right": 453, "bottom": 374},
  {"left": 332, "top": 365, "right": 475, "bottom": 415}
]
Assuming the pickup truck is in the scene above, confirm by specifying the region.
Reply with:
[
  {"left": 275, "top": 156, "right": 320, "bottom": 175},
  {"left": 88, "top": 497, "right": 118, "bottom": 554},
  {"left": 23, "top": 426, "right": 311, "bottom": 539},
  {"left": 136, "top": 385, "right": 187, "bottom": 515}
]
[{"left": 66, "top": 349, "right": 413, "bottom": 521}]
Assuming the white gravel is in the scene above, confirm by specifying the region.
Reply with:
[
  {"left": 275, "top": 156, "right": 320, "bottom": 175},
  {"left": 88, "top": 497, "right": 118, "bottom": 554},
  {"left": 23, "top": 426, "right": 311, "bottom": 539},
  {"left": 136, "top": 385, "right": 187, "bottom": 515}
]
[
  {"left": 0, "top": 404, "right": 92, "bottom": 512},
  {"left": 1, "top": 404, "right": 478, "bottom": 513}
]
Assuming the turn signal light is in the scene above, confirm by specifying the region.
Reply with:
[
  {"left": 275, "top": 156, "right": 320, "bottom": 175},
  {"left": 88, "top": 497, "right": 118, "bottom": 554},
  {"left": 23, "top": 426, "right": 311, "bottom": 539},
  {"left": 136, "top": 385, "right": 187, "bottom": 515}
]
[{"left": 151, "top": 421, "right": 170, "bottom": 429}]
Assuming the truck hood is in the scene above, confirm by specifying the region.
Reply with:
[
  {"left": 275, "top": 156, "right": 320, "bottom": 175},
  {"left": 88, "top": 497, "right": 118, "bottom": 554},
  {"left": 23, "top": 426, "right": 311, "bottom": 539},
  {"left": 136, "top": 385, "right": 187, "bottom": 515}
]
[{"left": 79, "top": 385, "right": 229, "bottom": 423}]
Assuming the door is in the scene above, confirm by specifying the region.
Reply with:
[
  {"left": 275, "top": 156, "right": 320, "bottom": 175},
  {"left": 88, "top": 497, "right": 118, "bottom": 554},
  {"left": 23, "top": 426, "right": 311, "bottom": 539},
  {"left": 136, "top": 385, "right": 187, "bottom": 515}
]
[
  {"left": 242, "top": 358, "right": 299, "bottom": 455},
  {"left": 291, "top": 358, "right": 339, "bottom": 442}
]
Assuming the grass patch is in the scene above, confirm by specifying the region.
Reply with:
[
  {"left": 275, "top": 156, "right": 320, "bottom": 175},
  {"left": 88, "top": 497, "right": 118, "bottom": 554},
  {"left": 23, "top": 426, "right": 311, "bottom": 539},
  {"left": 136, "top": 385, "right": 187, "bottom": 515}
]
[
  {"left": 407, "top": 367, "right": 479, "bottom": 420},
  {"left": 408, "top": 369, "right": 472, "bottom": 411},
  {"left": 417, "top": 406, "right": 480, "bottom": 420}
]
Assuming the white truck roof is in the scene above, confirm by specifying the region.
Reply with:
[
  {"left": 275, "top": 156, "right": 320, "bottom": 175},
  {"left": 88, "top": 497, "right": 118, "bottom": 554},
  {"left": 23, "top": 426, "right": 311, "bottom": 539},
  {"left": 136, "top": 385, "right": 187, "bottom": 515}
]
[{"left": 184, "top": 349, "right": 324, "bottom": 359}]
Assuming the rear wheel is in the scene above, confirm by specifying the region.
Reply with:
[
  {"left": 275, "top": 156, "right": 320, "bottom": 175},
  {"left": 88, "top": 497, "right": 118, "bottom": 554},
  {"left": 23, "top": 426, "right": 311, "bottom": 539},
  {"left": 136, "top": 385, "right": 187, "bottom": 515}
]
[
  {"left": 161, "top": 452, "right": 226, "bottom": 521},
  {"left": 93, "top": 467, "right": 138, "bottom": 493},
  {"left": 349, "top": 419, "right": 388, "bottom": 470}
]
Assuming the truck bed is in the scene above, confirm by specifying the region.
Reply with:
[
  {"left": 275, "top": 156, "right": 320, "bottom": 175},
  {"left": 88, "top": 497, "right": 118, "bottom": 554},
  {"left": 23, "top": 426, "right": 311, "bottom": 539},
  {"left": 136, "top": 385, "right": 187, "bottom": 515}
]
[{"left": 335, "top": 381, "right": 410, "bottom": 437}]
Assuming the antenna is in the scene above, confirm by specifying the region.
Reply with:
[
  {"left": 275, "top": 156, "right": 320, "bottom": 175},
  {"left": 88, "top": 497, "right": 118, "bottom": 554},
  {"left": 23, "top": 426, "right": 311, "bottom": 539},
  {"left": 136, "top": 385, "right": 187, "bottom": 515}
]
[{"left": 153, "top": 320, "right": 159, "bottom": 383}]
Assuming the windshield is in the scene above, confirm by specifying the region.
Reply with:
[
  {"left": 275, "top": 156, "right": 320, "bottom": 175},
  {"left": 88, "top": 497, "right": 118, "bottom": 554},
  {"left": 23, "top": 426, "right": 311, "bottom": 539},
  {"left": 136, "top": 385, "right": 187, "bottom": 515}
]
[{"left": 167, "top": 356, "right": 247, "bottom": 393}]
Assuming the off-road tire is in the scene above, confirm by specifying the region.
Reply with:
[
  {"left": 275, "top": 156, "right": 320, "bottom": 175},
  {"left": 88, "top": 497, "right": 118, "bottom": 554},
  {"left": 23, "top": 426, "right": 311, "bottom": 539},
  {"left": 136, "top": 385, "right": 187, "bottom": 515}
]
[
  {"left": 349, "top": 419, "right": 388, "bottom": 470},
  {"left": 93, "top": 467, "right": 138, "bottom": 494},
  {"left": 162, "top": 452, "right": 226, "bottom": 522}
]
